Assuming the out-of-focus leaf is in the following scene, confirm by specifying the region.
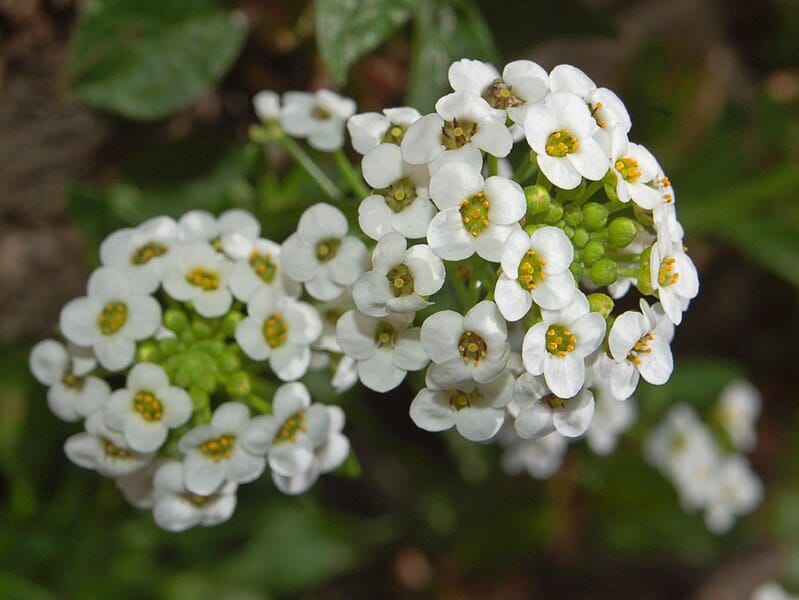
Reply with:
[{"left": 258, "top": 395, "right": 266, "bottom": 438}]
[
  {"left": 407, "top": 0, "right": 497, "bottom": 112},
  {"left": 720, "top": 218, "right": 799, "bottom": 288},
  {"left": 0, "top": 571, "right": 56, "bottom": 600},
  {"left": 316, "top": 0, "right": 419, "bottom": 83},
  {"left": 67, "top": 0, "right": 247, "bottom": 120}
]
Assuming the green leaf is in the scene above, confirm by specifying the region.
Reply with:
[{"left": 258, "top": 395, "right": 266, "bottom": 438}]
[
  {"left": 67, "top": 0, "right": 247, "bottom": 120},
  {"left": 721, "top": 218, "right": 799, "bottom": 288},
  {"left": 407, "top": 0, "right": 497, "bottom": 112},
  {"left": 316, "top": 0, "right": 419, "bottom": 84}
]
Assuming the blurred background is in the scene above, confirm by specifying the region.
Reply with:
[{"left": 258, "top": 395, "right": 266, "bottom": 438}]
[{"left": 1, "top": 0, "right": 798, "bottom": 597}]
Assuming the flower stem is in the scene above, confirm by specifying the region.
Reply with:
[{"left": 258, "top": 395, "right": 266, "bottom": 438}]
[
  {"left": 334, "top": 149, "right": 370, "bottom": 199},
  {"left": 487, "top": 154, "right": 499, "bottom": 177},
  {"left": 278, "top": 135, "right": 343, "bottom": 201},
  {"left": 514, "top": 153, "right": 538, "bottom": 184},
  {"left": 446, "top": 262, "right": 471, "bottom": 311}
]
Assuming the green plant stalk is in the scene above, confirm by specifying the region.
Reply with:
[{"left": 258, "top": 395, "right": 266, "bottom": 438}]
[
  {"left": 279, "top": 135, "right": 343, "bottom": 201},
  {"left": 334, "top": 149, "right": 370, "bottom": 199},
  {"left": 446, "top": 262, "right": 471, "bottom": 311}
]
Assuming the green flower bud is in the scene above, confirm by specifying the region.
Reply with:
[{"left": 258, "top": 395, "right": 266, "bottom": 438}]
[
  {"left": 582, "top": 241, "right": 605, "bottom": 266},
  {"left": 544, "top": 203, "right": 563, "bottom": 224},
  {"left": 221, "top": 311, "right": 245, "bottom": 337},
  {"left": 637, "top": 246, "right": 654, "bottom": 295},
  {"left": 563, "top": 225, "right": 575, "bottom": 238},
  {"left": 195, "top": 371, "right": 217, "bottom": 394},
  {"left": 608, "top": 217, "right": 637, "bottom": 248},
  {"left": 572, "top": 228, "right": 589, "bottom": 249},
  {"left": 225, "top": 371, "right": 251, "bottom": 396},
  {"left": 136, "top": 340, "right": 160, "bottom": 363},
  {"left": 191, "top": 319, "right": 214, "bottom": 339},
  {"left": 588, "top": 292, "right": 615, "bottom": 317},
  {"left": 158, "top": 337, "right": 178, "bottom": 356},
  {"left": 582, "top": 202, "right": 608, "bottom": 232},
  {"left": 563, "top": 205, "right": 583, "bottom": 227},
  {"left": 570, "top": 261, "right": 584, "bottom": 278},
  {"left": 188, "top": 387, "right": 210, "bottom": 411},
  {"left": 590, "top": 258, "right": 619, "bottom": 287},
  {"left": 218, "top": 351, "right": 241, "bottom": 373},
  {"left": 163, "top": 309, "right": 188, "bottom": 333},
  {"left": 525, "top": 185, "right": 551, "bottom": 217}
]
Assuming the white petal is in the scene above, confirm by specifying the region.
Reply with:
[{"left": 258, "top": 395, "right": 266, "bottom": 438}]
[
  {"left": 391, "top": 196, "right": 437, "bottom": 239},
  {"left": 569, "top": 137, "right": 609, "bottom": 181},
  {"left": 306, "top": 268, "right": 344, "bottom": 302},
  {"left": 429, "top": 162, "right": 484, "bottom": 210},
  {"left": 329, "top": 237, "right": 369, "bottom": 286},
  {"left": 454, "top": 406, "right": 505, "bottom": 441},
  {"left": 273, "top": 382, "right": 311, "bottom": 420},
  {"left": 357, "top": 349, "right": 406, "bottom": 392},
  {"left": 549, "top": 64, "right": 596, "bottom": 96},
  {"left": 60, "top": 298, "right": 101, "bottom": 346},
  {"left": 536, "top": 154, "right": 582, "bottom": 190},
  {"left": 409, "top": 389, "right": 453, "bottom": 431},
  {"left": 404, "top": 244, "right": 445, "bottom": 295},
  {"left": 637, "top": 341, "right": 673, "bottom": 385},
  {"left": 226, "top": 448, "right": 266, "bottom": 483},
  {"left": 553, "top": 389, "right": 595, "bottom": 437},
  {"left": 610, "top": 361, "right": 639, "bottom": 400},
  {"left": 393, "top": 329, "right": 429, "bottom": 371},
  {"left": 521, "top": 323, "right": 548, "bottom": 375},
  {"left": 362, "top": 143, "right": 404, "bottom": 189},
  {"left": 352, "top": 271, "right": 391, "bottom": 318},
  {"left": 463, "top": 300, "right": 507, "bottom": 341},
  {"left": 269, "top": 444, "right": 314, "bottom": 477},
  {"left": 472, "top": 121, "right": 513, "bottom": 157},
  {"left": 474, "top": 223, "right": 516, "bottom": 262},
  {"left": 336, "top": 310, "right": 378, "bottom": 359},
  {"left": 531, "top": 226, "right": 574, "bottom": 273},
  {"left": 544, "top": 353, "right": 585, "bottom": 399},
  {"left": 270, "top": 345, "right": 311, "bottom": 381},
  {"left": 420, "top": 311, "right": 463, "bottom": 363},
  {"left": 88, "top": 267, "right": 131, "bottom": 301},
  {"left": 401, "top": 113, "right": 444, "bottom": 165},
  {"left": 279, "top": 234, "right": 317, "bottom": 283},
  {"left": 515, "top": 403, "right": 555, "bottom": 439},
  {"left": 127, "top": 362, "right": 169, "bottom": 391},
  {"left": 571, "top": 312, "right": 607, "bottom": 356},
  {"left": 484, "top": 176, "right": 526, "bottom": 225},
  {"left": 29, "top": 340, "right": 68, "bottom": 385},
  {"left": 448, "top": 58, "right": 499, "bottom": 95},
  {"left": 123, "top": 295, "right": 162, "bottom": 340},
  {"left": 212, "top": 402, "right": 250, "bottom": 432},
  {"left": 193, "top": 288, "right": 233, "bottom": 318},
  {"left": 183, "top": 454, "right": 224, "bottom": 495},
  {"left": 608, "top": 311, "right": 648, "bottom": 360},
  {"left": 94, "top": 335, "right": 135, "bottom": 371},
  {"left": 531, "top": 271, "right": 576, "bottom": 310},
  {"left": 124, "top": 418, "right": 167, "bottom": 453},
  {"left": 358, "top": 195, "right": 394, "bottom": 240},
  {"left": 500, "top": 228, "right": 532, "bottom": 278},
  {"left": 371, "top": 232, "right": 408, "bottom": 273},
  {"left": 236, "top": 317, "right": 270, "bottom": 361},
  {"left": 297, "top": 203, "right": 347, "bottom": 244},
  {"left": 348, "top": 112, "right": 389, "bottom": 155},
  {"left": 495, "top": 275, "right": 532, "bottom": 322},
  {"left": 503, "top": 60, "right": 549, "bottom": 103},
  {"left": 426, "top": 209, "right": 474, "bottom": 261}
]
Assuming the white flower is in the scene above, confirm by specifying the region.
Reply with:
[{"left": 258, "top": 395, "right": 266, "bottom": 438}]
[
  {"left": 336, "top": 310, "right": 428, "bottom": 392},
  {"left": 222, "top": 234, "right": 301, "bottom": 302},
  {"left": 152, "top": 460, "right": 238, "bottom": 532},
  {"left": 585, "top": 353, "right": 638, "bottom": 454},
  {"left": 751, "top": 582, "right": 799, "bottom": 600},
  {"left": 179, "top": 402, "right": 266, "bottom": 495},
  {"left": 347, "top": 107, "right": 422, "bottom": 155},
  {"left": 420, "top": 300, "right": 510, "bottom": 386},
  {"left": 253, "top": 90, "right": 280, "bottom": 122},
  {"left": 358, "top": 143, "right": 436, "bottom": 240},
  {"left": 448, "top": 58, "right": 549, "bottom": 124},
  {"left": 499, "top": 429, "right": 568, "bottom": 479},
  {"left": 608, "top": 299, "right": 675, "bottom": 399},
  {"left": 60, "top": 267, "right": 161, "bottom": 371},
  {"left": 521, "top": 291, "right": 606, "bottom": 399},
  {"left": 608, "top": 130, "right": 663, "bottom": 209},
  {"left": 716, "top": 379, "right": 761, "bottom": 452},
  {"left": 401, "top": 92, "right": 512, "bottom": 173},
  {"left": 649, "top": 231, "right": 699, "bottom": 325},
  {"left": 104, "top": 363, "right": 192, "bottom": 453},
  {"left": 353, "top": 233, "right": 445, "bottom": 317},
  {"left": 272, "top": 405, "right": 350, "bottom": 495},
  {"left": 280, "top": 90, "right": 356, "bottom": 151},
  {"left": 427, "top": 161, "right": 525, "bottom": 262},
  {"left": 65, "top": 411, "right": 154, "bottom": 477},
  {"left": 240, "top": 382, "right": 333, "bottom": 479},
  {"left": 99, "top": 216, "right": 181, "bottom": 294},
  {"left": 29, "top": 339, "right": 110, "bottom": 422},
  {"left": 281, "top": 203, "right": 370, "bottom": 301},
  {"left": 495, "top": 226, "right": 576, "bottom": 320},
  {"left": 115, "top": 461, "right": 161, "bottom": 509},
  {"left": 410, "top": 370, "right": 514, "bottom": 441},
  {"left": 178, "top": 209, "right": 260, "bottom": 246},
  {"left": 313, "top": 292, "right": 356, "bottom": 353},
  {"left": 524, "top": 91, "right": 609, "bottom": 189},
  {"left": 512, "top": 373, "right": 595, "bottom": 439},
  {"left": 704, "top": 456, "right": 763, "bottom": 534},
  {"left": 331, "top": 354, "right": 359, "bottom": 393},
  {"left": 235, "top": 286, "right": 322, "bottom": 381},
  {"left": 162, "top": 241, "right": 234, "bottom": 318}
]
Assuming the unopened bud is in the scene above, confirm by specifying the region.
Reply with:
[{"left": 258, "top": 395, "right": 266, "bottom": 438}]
[
  {"left": 221, "top": 311, "right": 245, "bottom": 337},
  {"left": 525, "top": 185, "right": 551, "bottom": 216},
  {"left": 636, "top": 247, "right": 655, "bottom": 295},
  {"left": 590, "top": 258, "right": 619, "bottom": 287},
  {"left": 163, "top": 309, "right": 188, "bottom": 333},
  {"left": 582, "top": 202, "right": 608, "bottom": 232},
  {"left": 563, "top": 205, "right": 583, "bottom": 227},
  {"left": 544, "top": 203, "right": 563, "bottom": 224},
  {"left": 608, "top": 217, "right": 637, "bottom": 248},
  {"left": 588, "top": 293, "right": 614, "bottom": 317},
  {"left": 582, "top": 241, "right": 605, "bottom": 266},
  {"left": 136, "top": 341, "right": 159, "bottom": 363},
  {"left": 572, "top": 228, "right": 589, "bottom": 248},
  {"left": 225, "top": 371, "right": 251, "bottom": 396}
]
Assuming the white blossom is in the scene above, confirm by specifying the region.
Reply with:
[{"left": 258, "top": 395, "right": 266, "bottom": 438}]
[
  {"left": 650, "top": 230, "right": 699, "bottom": 325},
  {"left": 223, "top": 234, "right": 301, "bottom": 302},
  {"left": 499, "top": 428, "right": 568, "bottom": 479},
  {"left": 65, "top": 411, "right": 154, "bottom": 477},
  {"left": 178, "top": 209, "right": 260, "bottom": 246},
  {"left": 253, "top": 90, "right": 280, "bottom": 122},
  {"left": 115, "top": 461, "right": 161, "bottom": 509},
  {"left": 704, "top": 455, "right": 763, "bottom": 534},
  {"left": 512, "top": 373, "right": 595, "bottom": 439},
  {"left": 608, "top": 130, "right": 663, "bottom": 209},
  {"left": 280, "top": 90, "right": 356, "bottom": 151},
  {"left": 162, "top": 241, "right": 234, "bottom": 318},
  {"left": 716, "top": 379, "right": 761, "bottom": 452},
  {"left": 348, "top": 107, "right": 422, "bottom": 155}
]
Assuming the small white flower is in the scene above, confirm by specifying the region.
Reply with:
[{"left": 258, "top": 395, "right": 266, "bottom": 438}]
[
  {"left": 99, "top": 216, "right": 181, "bottom": 294},
  {"left": 499, "top": 429, "right": 568, "bottom": 480},
  {"left": 358, "top": 143, "right": 436, "bottom": 240},
  {"left": 524, "top": 91, "right": 609, "bottom": 190},
  {"left": 495, "top": 226, "right": 576, "bottom": 320},
  {"left": 608, "top": 299, "right": 675, "bottom": 399},
  {"left": 521, "top": 291, "right": 606, "bottom": 399},
  {"left": 353, "top": 233, "right": 445, "bottom": 317},
  {"left": 512, "top": 373, "right": 595, "bottom": 439},
  {"left": 115, "top": 461, "right": 161, "bottom": 509},
  {"left": 104, "top": 363, "right": 192, "bottom": 453},
  {"left": 410, "top": 370, "right": 514, "bottom": 441},
  {"left": 179, "top": 402, "right": 266, "bottom": 495},
  {"left": 253, "top": 90, "right": 280, "bottom": 122},
  {"left": 331, "top": 354, "right": 359, "bottom": 393},
  {"left": 162, "top": 241, "right": 234, "bottom": 318},
  {"left": 29, "top": 339, "right": 110, "bottom": 422},
  {"left": 347, "top": 107, "right": 422, "bottom": 155},
  {"left": 65, "top": 411, "right": 154, "bottom": 477},
  {"left": 152, "top": 460, "right": 238, "bottom": 532},
  {"left": 401, "top": 92, "right": 512, "bottom": 173},
  {"left": 649, "top": 231, "right": 699, "bottom": 325},
  {"left": 313, "top": 292, "right": 357, "bottom": 353},
  {"left": 281, "top": 203, "right": 370, "bottom": 301},
  {"left": 427, "top": 161, "right": 525, "bottom": 262},
  {"left": 178, "top": 209, "right": 260, "bottom": 246},
  {"left": 608, "top": 130, "right": 663, "bottom": 209},
  {"left": 716, "top": 379, "right": 761, "bottom": 452},
  {"left": 585, "top": 354, "right": 638, "bottom": 453},
  {"left": 336, "top": 310, "right": 428, "bottom": 392},
  {"left": 704, "top": 455, "right": 763, "bottom": 534},
  {"left": 280, "top": 90, "right": 356, "bottom": 151},
  {"left": 236, "top": 286, "right": 322, "bottom": 381},
  {"left": 60, "top": 267, "right": 161, "bottom": 371},
  {"left": 222, "top": 234, "right": 301, "bottom": 302},
  {"left": 420, "top": 300, "right": 510, "bottom": 386},
  {"left": 751, "top": 582, "right": 799, "bottom": 600}
]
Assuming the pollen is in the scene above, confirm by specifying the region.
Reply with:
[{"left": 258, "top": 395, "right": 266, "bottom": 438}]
[
  {"left": 262, "top": 313, "right": 288, "bottom": 349},
  {"left": 103, "top": 438, "right": 133, "bottom": 459},
  {"left": 131, "top": 241, "right": 168, "bottom": 265},
  {"left": 199, "top": 435, "right": 236, "bottom": 461},
  {"left": 186, "top": 267, "right": 220, "bottom": 291},
  {"left": 517, "top": 249, "right": 547, "bottom": 291},
  {"left": 273, "top": 410, "right": 307, "bottom": 444},
  {"left": 615, "top": 157, "right": 642, "bottom": 182},
  {"left": 386, "top": 263, "right": 415, "bottom": 297},
  {"left": 657, "top": 257, "right": 680, "bottom": 287},
  {"left": 546, "top": 324, "right": 577, "bottom": 357},
  {"left": 627, "top": 332, "right": 655, "bottom": 365},
  {"left": 133, "top": 390, "right": 164, "bottom": 422},
  {"left": 458, "top": 331, "right": 488, "bottom": 366},
  {"left": 97, "top": 301, "right": 128, "bottom": 335},
  {"left": 249, "top": 251, "right": 278, "bottom": 283},
  {"left": 460, "top": 191, "right": 490, "bottom": 237},
  {"left": 442, "top": 118, "right": 477, "bottom": 150},
  {"left": 545, "top": 129, "right": 579, "bottom": 157}
]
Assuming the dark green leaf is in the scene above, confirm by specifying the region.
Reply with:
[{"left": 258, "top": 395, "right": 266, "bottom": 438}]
[
  {"left": 722, "top": 218, "right": 799, "bottom": 288},
  {"left": 67, "top": 0, "right": 247, "bottom": 120}
]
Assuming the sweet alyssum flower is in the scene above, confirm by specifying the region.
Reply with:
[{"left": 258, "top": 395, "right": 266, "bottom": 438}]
[
  {"left": 584, "top": 352, "right": 638, "bottom": 453},
  {"left": 607, "top": 130, "right": 662, "bottom": 209},
  {"left": 281, "top": 203, "right": 369, "bottom": 301},
  {"left": 495, "top": 226, "right": 576, "bottom": 321},
  {"left": 427, "top": 161, "right": 525, "bottom": 262},
  {"left": 253, "top": 90, "right": 280, "bottom": 122},
  {"left": 348, "top": 107, "right": 422, "bottom": 155},
  {"left": 161, "top": 241, "right": 234, "bottom": 318},
  {"left": 280, "top": 90, "right": 356, "bottom": 151},
  {"left": 649, "top": 230, "right": 700, "bottom": 325},
  {"left": 223, "top": 234, "right": 301, "bottom": 302},
  {"left": 104, "top": 363, "right": 192, "bottom": 453},
  {"left": 336, "top": 310, "right": 428, "bottom": 392},
  {"left": 499, "top": 429, "right": 568, "bottom": 480},
  {"left": 512, "top": 373, "right": 595, "bottom": 439},
  {"left": 352, "top": 232, "right": 445, "bottom": 317},
  {"left": 179, "top": 209, "right": 261, "bottom": 247},
  {"left": 65, "top": 411, "right": 154, "bottom": 477},
  {"left": 235, "top": 286, "right": 323, "bottom": 381},
  {"left": 716, "top": 379, "right": 761, "bottom": 452},
  {"left": 60, "top": 267, "right": 161, "bottom": 371}
]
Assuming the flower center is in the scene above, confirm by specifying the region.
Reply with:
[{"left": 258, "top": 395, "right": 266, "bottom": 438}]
[
  {"left": 448, "top": 389, "right": 482, "bottom": 411},
  {"left": 103, "top": 438, "right": 133, "bottom": 459},
  {"left": 546, "top": 325, "right": 576, "bottom": 357},
  {"left": 386, "top": 263, "right": 414, "bottom": 297},
  {"left": 545, "top": 129, "right": 579, "bottom": 157},
  {"left": 274, "top": 410, "right": 307, "bottom": 444},
  {"left": 311, "top": 105, "right": 331, "bottom": 120},
  {"left": 541, "top": 393, "right": 567, "bottom": 409},
  {"left": 186, "top": 267, "right": 220, "bottom": 291},
  {"left": 131, "top": 241, "right": 168, "bottom": 265},
  {"left": 199, "top": 435, "right": 236, "bottom": 461},
  {"left": 483, "top": 79, "right": 523, "bottom": 109},
  {"left": 615, "top": 157, "right": 642, "bottom": 182},
  {"left": 375, "top": 321, "right": 397, "bottom": 347},
  {"left": 627, "top": 332, "right": 654, "bottom": 365},
  {"left": 315, "top": 238, "right": 341, "bottom": 263},
  {"left": 442, "top": 118, "right": 477, "bottom": 150},
  {"left": 382, "top": 124, "right": 407, "bottom": 145},
  {"left": 377, "top": 176, "right": 417, "bottom": 213},
  {"left": 249, "top": 250, "right": 277, "bottom": 283},
  {"left": 97, "top": 301, "right": 128, "bottom": 335},
  {"left": 262, "top": 313, "right": 288, "bottom": 349},
  {"left": 133, "top": 390, "right": 164, "bottom": 422},
  {"left": 458, "top": 331, "right": 487, "bottom": 366},
  {"left": 517, "top": 249, "right": 547, "bottom": 290},
  {"left": 61, "top": 371, "right": 85, "bottom": 390},
  {"left": 657, "top": 257, "right": 679, "bottom": 287},
  {"left": 459, "top": 191, "right": 490, "bottom": 237},
  {"left": 184, "top": 493, "right": 213, "bottom": 507}
]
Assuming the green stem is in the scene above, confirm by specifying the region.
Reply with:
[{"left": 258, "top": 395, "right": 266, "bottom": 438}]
[
  {"left": 446, "top": 262, "right": 471, "bottom": 311},
  {"left": 607, "top": 252, "right": 641, "bottom": 262},
  {"left": 278, "top": 135, "right": 343, "bottom": 201},
  {"left": 514, "top": 154, "right": 538, "bottom": 184},
  {"left": 619, "top": 267, "right": 640, "bottom": 278},
  {"left": 487, "top": 155, "right": 499, "bottom": 177},
  {"left": 334, "top": 149, "right": 370, "bottom": 199},
  {"left": 246, "top": 394, "right": 272, "bottom": 414},
  {"left": 572, "top": 180, "right": 603, "bottom": 206}
]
